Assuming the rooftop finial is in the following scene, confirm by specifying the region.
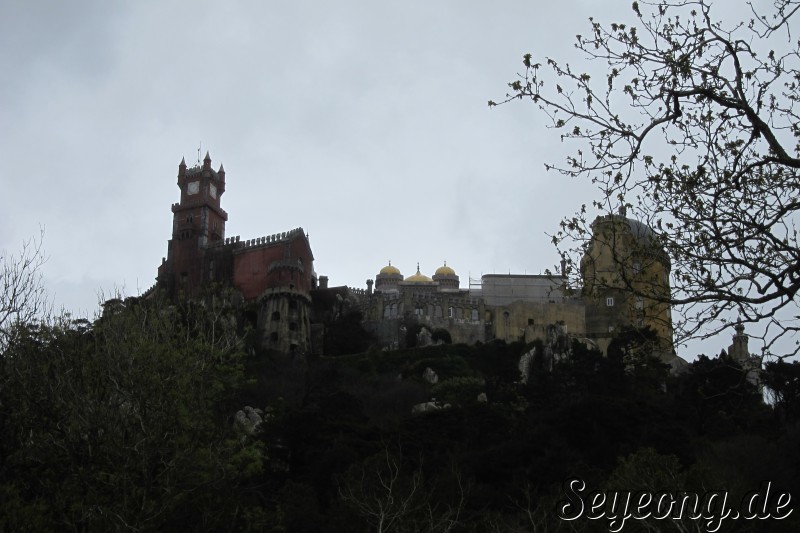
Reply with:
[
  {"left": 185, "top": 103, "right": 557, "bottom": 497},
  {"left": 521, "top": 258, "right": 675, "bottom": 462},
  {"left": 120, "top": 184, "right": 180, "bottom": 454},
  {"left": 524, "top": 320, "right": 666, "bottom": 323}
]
[{"left": 178, "top": 156, "right": 187, "bottom": 178}]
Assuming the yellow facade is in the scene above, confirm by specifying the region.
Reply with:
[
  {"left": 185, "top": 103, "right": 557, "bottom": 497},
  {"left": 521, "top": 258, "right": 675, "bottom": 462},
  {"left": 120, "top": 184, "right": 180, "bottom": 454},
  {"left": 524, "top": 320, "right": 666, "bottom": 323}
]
[
  {"left": 580, "top": 213, "right": 674, "bottom": 357},
  {"left": 490, "top": 299, "right": 587, "bottom": 344},
  {"left": 360, "top": 213, "right": 675, "bottom": 358}
]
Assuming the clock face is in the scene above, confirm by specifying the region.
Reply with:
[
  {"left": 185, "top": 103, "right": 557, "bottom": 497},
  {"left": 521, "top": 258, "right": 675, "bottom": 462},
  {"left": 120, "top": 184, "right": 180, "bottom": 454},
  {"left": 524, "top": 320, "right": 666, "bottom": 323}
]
[
  {"left": 209, "top": 184, "right": 217, "bottom": 199},
  {"left": 187, "top": 181, "right": 199, "bottom": 195}
]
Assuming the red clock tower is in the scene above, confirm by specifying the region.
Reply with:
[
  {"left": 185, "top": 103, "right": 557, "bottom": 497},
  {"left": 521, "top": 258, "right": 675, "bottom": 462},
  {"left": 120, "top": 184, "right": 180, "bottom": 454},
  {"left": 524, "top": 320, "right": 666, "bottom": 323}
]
[{"left": 158, "top": 152, "right": 228, "bottom": 296}]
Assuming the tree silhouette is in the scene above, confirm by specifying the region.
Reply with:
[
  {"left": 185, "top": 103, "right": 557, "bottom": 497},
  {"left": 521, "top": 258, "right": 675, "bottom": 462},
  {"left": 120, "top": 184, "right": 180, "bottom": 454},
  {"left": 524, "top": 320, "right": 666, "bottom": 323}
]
[{"left": 494, "top": 0, "right": 800, "bottom": 357}]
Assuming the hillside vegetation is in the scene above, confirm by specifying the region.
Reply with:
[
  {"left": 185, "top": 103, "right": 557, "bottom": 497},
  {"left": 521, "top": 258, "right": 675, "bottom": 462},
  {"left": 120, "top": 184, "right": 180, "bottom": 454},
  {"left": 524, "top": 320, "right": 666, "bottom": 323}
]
[{"left": 1, "top": 294, "right": 799, "bottom": 531}]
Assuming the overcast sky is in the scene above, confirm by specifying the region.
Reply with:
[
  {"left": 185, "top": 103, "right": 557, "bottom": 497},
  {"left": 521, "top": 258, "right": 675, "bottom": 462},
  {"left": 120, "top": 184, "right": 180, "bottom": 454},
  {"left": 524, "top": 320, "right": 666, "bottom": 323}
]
[{"left": 0, "top": 1, "right": 758, "bottom": 358}]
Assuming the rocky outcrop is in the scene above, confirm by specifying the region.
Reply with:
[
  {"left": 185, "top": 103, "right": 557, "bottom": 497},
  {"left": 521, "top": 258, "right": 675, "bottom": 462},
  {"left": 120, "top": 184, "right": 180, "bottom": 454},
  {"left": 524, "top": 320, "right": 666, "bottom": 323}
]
[{"left": 234, "top": 406, "right": 264, "bottom": 436}]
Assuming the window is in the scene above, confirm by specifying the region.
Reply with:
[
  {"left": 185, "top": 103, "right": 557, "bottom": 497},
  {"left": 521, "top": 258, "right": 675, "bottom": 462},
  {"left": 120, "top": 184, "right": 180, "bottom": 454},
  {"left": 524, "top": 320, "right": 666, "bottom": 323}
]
[
  {"left": 606, "top": 297, "right": 614, "bottom": 307},
  {"left": 289, "top": 322, "right": 298, "bottom": 331},
  {"left": 528, "top": 318, "right": 534, "bottom": 326},
  {"left": 270, "top": 332, "right": 278, "bottom": 342},
  {"left": 271, "top": 311, "right": 280, "bottom": 321},
  {"left": 448, "top": 307, "right": 454, "bottom": 318}
]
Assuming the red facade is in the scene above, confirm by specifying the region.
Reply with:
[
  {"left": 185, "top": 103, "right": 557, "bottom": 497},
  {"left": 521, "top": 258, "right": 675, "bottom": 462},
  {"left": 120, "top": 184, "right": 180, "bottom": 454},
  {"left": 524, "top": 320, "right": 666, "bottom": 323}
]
[{"left": 232, "top": 233, "right": 315, "bottom": 300}]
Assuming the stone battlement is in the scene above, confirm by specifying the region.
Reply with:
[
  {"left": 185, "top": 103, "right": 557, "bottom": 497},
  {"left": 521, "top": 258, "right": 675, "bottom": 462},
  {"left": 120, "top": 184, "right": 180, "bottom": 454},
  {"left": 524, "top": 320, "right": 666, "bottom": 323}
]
[
  {"left": 171, "top": 201, "right": 228, "bottom": 219},
  {"left": 348, "top": 287, "right": 369, "bottom": 297},
  {"left": 184, "top": 165, "right": 204, "bottom": 176},
  {"left": 216, "top": 227, "right": 306, "bottom": 249}
]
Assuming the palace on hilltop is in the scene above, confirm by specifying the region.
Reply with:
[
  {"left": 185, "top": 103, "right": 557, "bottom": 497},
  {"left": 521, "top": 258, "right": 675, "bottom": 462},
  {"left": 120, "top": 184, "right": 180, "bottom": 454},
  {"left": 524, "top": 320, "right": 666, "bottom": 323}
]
[{"left": 155, "top": 153, "right": 684, "bottom": 366}]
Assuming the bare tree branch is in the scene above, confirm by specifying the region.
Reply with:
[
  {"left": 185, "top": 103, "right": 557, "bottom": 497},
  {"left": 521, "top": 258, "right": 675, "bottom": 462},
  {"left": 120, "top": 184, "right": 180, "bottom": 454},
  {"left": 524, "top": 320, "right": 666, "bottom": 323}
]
[
  {"left": 0, "top": 228, "right": 50, "bottom": 352},
  {"left": 494, "top": 0, "right": 800, "bottom": 358}
]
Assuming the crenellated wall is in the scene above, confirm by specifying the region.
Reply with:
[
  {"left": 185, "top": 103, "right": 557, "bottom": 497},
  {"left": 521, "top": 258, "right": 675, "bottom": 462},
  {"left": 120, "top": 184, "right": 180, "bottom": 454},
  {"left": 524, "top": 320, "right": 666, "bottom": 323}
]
[{"left": 216, "top": 228, "right": 306, "bottom": 248}]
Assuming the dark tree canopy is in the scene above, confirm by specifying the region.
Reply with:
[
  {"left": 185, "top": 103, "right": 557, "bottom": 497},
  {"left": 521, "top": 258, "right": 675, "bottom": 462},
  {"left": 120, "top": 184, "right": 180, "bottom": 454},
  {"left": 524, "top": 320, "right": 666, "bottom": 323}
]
[{"left": 493, "top": 0, "right": 800, "bottom": 357}]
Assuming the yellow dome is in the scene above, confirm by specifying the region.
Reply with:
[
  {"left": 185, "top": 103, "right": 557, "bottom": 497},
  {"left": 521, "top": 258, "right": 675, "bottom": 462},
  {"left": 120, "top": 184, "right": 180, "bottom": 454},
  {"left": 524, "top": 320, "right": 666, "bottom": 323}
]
[
  {"left": 379, "top": 262, "right": 402, "bottom": 276},
  {"left": 405, "top": 271, "right": 433, "bottom": 283},
  {"left": 434, "top": 262, "right": 456, "bottom": 277},
  {"left": 405, "top": 263, "right": 433, "bottom": 283}
]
